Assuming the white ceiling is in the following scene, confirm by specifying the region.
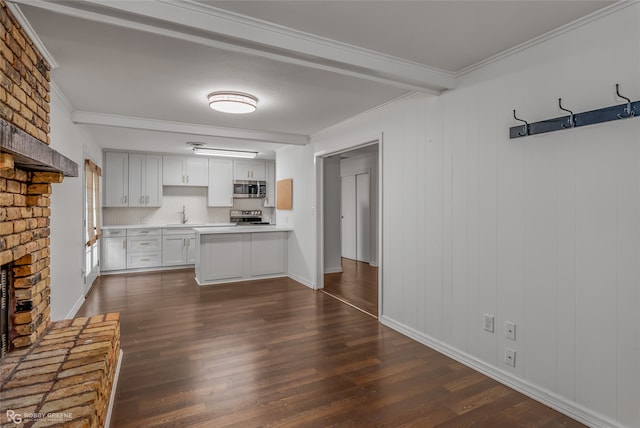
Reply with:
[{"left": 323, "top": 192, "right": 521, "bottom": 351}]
[{"left": 11, "top": 0, "right": 614, "bottom": 158}]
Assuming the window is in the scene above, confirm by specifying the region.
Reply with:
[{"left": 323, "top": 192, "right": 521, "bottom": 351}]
[{"left": 85, "top": 159, "right": 102, "bottom": 246}]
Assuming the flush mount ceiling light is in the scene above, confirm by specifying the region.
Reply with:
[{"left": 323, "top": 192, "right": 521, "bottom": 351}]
[
  {"left": 187, "top": 143, "right": 257, "bottom": 158},
  {"left": 208, "top": 91, "right": 258, "bottom": 114}
]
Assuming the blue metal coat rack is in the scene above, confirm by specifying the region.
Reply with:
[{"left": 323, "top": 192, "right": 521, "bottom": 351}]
[{"left": 510, "top": 84, "right": 638, "bottom": 139}]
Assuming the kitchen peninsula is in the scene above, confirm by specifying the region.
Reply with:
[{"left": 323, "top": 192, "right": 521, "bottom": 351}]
[{"left": 194, "top": 225, "right": 293, "bottom": 285}]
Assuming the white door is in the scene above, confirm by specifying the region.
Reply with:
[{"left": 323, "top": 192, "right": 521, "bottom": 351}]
[
  {"left": 341, "top": 175, "right": 356, "bottom": 260},
  {"left": 356, "top": 172, "right": 370, "bottom": 262},
  {"left": 341, "top": 172, "right": 370, "bottom": 263}
]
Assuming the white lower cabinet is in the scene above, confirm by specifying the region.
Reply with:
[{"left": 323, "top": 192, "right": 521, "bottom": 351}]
[
  {"left": 162, "top": 231, "right": 196, "bottom": 266},
  {"left": 101, "top": 234, "right": 127, "bottom": 271},
  {"left": 195, "top": 230, "right": 289, "bottom": 285},
  {"left": 126, "top": 229, "right": 162, "bottom": 269},
  {"left": 101, "top": 227, "right": 199, "bottom": 272}
]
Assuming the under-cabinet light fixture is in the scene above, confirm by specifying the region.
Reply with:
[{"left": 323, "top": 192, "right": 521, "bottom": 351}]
[
  {"left": 208, "top": 91, "right": 258, "bottom": 114},
  {"left": 189, "top": 143, "right": 257, "bottom": 159}
]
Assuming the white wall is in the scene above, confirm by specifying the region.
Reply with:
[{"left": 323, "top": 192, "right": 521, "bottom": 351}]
[
  {"left": 49, "top": 89, "right": 102, "bottom": 320},
  {"left": 276, "top": 144, "right": 316, "bottom": 287},
  {"left": 323, "top": 156, "right": 342, "bottom": 273},
  {"left": 305, "top": 4, "right": 640, "bottom": 427}
]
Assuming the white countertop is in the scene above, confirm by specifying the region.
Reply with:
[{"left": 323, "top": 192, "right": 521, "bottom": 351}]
[
  {"left": 194, "top": 225, "right": 293, "bottom": 234},
  {"left": 102, "top": 223, "right": 236, "bottom": 229}
]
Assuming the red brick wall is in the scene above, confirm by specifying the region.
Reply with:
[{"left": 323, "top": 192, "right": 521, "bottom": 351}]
[{"left": 0, "top": 0, "right": 51, "bottom": 145}]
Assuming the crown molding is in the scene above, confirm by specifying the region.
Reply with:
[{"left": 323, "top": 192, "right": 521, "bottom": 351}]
[
  {"left": 10, "top": 0, "right": 453, "bottom": 93},
  {"left": 312, "top": 91, "right": 426, "bottom": 140},
  {"left": 5, "top": 2, "right": 58, "bottom": 68},
  {"left": 70, "top": 111, "right": 309, "bottom": 146},
  {"left": 456, "top": 0, "right": 635, "bottom": 78}
]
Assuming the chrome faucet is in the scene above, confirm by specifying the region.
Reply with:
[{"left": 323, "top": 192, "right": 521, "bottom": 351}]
[{"left": 181, "top": 205, "right": 188, "bottom": 224}]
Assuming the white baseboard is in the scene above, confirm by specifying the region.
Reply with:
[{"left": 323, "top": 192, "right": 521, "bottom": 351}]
[
  {"left": 323, "top": 266, "right": 343, "bottom": 274},
  {"left": 287, "top": 272, "right": 315, "bottom": 289},
  {"left": 65, "top": 294, "right": 85, "bottom": 319},
  {"left": 379, "top": 315, "right": 621, "bottom": 428},
  {"left": 105, "top": 349, "right": 123, "bottom": 428}
]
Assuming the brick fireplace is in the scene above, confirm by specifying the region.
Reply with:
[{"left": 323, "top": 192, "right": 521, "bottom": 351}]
[
  {"left": 1, "top": 2, "right": 122, "bottom": 426},
  {"left": 1, "top": 0, "right": 77, "bottom": 353}
]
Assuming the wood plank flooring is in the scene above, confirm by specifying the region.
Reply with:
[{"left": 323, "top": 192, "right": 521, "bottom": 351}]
[
  {"left": 323, "top": 258, "right": 378, "bottom": 317},
  {"left": 78, "top": 270, "right": 584, "bottom": 427}
]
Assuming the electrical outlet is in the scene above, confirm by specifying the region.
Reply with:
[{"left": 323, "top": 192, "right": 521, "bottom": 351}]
[
  {"left": 505, "top": 348, "right": 516, "bottom": 367},
  {"left": 483, "top": 314, "right": 494, "bottom": 333},
  {"left": 505, "top": 321, "right": 516, "bottom": 340}
]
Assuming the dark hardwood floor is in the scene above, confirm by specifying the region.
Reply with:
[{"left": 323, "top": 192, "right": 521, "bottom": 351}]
[
  {"left": 323, "top": 258, "right": 378, "bottom": 317},
  {"left": 78, "top": 270, "right": 584, "bottom": 427}
]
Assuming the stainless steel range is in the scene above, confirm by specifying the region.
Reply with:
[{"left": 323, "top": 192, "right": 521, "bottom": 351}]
[{"left": 230, "top": 210, "right": 270, "bottom": 225}]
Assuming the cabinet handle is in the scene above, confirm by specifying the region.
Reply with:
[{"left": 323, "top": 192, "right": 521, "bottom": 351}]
[
  {"left": 140, "top": 231, "right": 149, "bottom": 234},
  {"left": 140, "top": 258, "right": 149, "bottom": 261},
  {"left": 140, "top": 243, "right": 149, "bottom": 246},
  {"left": 145, "top": 195, "right": 149, "bottom": 204},
  {"left": 122, "top": 240, "right": 126, "bottom": 249},
  {"left": 124, "top": 195, "right": 128, "bottom": 204},
  {"left": 186, "top": 175, "right": 189, "bottom": 183},
  {"left": 183, "top": 238, "right": 186, "bottom": 246},
  {"left": 140, "top": 196, "right": 144, "bottom": 204}
]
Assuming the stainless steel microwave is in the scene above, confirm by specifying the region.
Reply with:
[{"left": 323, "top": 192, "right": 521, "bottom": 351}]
[{"left": 233, "top": 180, "right": 266, "bottom": 198}]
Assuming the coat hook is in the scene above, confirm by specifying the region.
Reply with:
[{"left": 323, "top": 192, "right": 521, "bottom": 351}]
[
  {"left": 615, "top": 83, "right": 635, "bottom": 119},
  {"left": 558, "top": 98, "right": 575, "bottom": 128},
  {"left": 513, "top": 110, "right": 529, "bottom": 136}
]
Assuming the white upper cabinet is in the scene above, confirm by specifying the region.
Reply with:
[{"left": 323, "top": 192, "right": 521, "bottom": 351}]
[
  {"left": 128, "top": 154, "right": 162, "bottom": 207},
  {"left": 104, "top": 152, "right": 129, "bottom": 207},
  {"left": 104, "top": 152, "right": 162, "bottom": 207},
  {"left": 163, "top": 156, "right": 208, "bottom": 186},
  {"left": 264, "top": 162, "right": 275, "bottom": 207},
  {"left": 208, "top": 158, "right": 233, "bottom": 207},
  {"left": 233, "top": 160, "right": 265, "bottom": 181}
]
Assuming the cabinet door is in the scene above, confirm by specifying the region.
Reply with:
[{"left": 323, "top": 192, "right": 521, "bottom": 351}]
[
  {"left": 185, "top": 158, "right": 208, "bottom": 186},
  {"left": 101, "top": 237, "right": 127, "bottom": 271},
  {"left": 104, "top": 152, "right": 129, "bottom": 207},
  {"left": 264, "top": 162, "right": 275, "bottom": 207},
  {"left": 208, "top": 158, "right": 233, "bottom": 207},
  {"left": 186, "top": 235, "right": 197, "bottom": 264},
  {"left": 144, "top": 155, "right": 163, "bottom": 206},
  {"left": 163, "top": 156, "right": 185, "bottom": 185},
  {"left": 251, "top": 161, "right": 266, "bottom": 181},
  {"left": 128, "top": 153, "right": 146, "bottom": 207},
  {"left": 233, "top": 160, "right": 252, "bottom": 180},
  {"left": 162, "top": 235, "right": 187, "bottom": 266}
]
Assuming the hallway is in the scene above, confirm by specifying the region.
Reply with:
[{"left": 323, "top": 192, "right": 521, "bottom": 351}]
[{"left": 323, "top": 257, "right": 378, "bottom": 317}]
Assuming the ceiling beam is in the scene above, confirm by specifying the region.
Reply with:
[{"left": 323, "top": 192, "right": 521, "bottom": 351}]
[
  {"left": 10, "top": 0, "right": 455, "bottom": 93},
  {"left": 71, "top": 111, "right": 309, "bottom": 146}
]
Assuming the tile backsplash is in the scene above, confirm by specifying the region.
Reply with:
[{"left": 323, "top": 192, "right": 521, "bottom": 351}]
[{"left": 103, "top": 186, "right": 274, "bottom": 225}]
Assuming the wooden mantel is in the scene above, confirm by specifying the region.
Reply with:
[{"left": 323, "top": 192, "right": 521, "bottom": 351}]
[{"left": 0, "top": 118, "right": 78, "bottom": 177}]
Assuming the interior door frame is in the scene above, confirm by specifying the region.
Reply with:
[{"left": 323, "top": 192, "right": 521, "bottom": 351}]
[{"left": 315, "top": 134, "right": 383, "bottom": 318}]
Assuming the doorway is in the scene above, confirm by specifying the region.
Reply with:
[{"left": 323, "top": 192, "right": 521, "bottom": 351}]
[{"left": 320, "top": 143, "right": 379, "bottom": 317}]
